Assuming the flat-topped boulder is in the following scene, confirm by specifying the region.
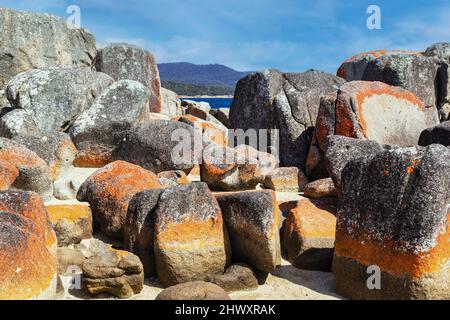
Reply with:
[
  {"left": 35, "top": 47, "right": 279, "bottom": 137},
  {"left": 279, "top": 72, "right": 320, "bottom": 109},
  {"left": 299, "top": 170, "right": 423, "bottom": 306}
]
[
  {"left": 333, "top": 144, "right": 450, "bottom": 299},
  {"left": 0, "top": 8, "right": 97, "bottom": 88},
  {"left": 95, "top": 43, "right": 162, "bottom": 114},
  {"left": 77, "top": 161, "right": 162, "bottom": 238},
  {"left": 156, "top": 281, "right": 231, "bottom": 300}
]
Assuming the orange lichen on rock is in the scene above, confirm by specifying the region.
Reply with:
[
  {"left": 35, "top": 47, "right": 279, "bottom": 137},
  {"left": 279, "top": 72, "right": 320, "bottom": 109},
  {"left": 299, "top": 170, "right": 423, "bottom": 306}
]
[
  {"left": 0, "top": 160, "right": 19, "bottom": 190},
  {"left": 334, "top": 213, "right": 449, "bottom": 279},
  {"left": 176, "top": 114, "right": 228, "bottom": 147},
  {"left": 77, "top": 160, "right": 162, "bottom": 237},
  {"left": 46, "top": 204, "right": 91, "bottom": 223},
  {"left": 73, "top": 146, "right": 112, "bottom": 168}
]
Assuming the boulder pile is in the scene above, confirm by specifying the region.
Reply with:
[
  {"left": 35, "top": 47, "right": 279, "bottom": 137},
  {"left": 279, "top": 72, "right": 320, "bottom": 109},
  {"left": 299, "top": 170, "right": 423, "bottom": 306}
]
[{"left": 0, "top": 7, "right": 448, "bottom": 301}]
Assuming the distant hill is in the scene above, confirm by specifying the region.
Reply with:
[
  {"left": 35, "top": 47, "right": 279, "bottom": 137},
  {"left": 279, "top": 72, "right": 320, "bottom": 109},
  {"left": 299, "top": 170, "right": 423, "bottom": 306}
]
[{"left": 158, "top": 62, "right": 250, "bottom": 96}]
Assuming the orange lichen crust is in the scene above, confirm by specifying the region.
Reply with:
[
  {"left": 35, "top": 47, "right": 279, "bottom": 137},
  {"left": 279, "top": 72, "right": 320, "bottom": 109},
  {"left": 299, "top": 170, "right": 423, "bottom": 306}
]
[
  {"left": 45, "top": 204, "right": 91, "bottom": 224},
  {"left": 0, "top": 160, "right": 19, "bottom": 190},
  {"left": 335, "top": 213, "right": 449, "bottom": 279},
  {"left": 73, "top": 147, "right": 112, "bottom": 168},
  {"left": 0, "top": 213, "right": 56, "bottom": 300},
  {"left": 337, "top": 50, "right": 423, "bottom": 78},
  {"left": 0, "top": 191, "right": 57, "bottom": 251},
  {"left": 176, "top": 114, "right": 228, "bottom": 147},
  {"left": 287, "top": 198, "right": 336, "bottom": 239}
]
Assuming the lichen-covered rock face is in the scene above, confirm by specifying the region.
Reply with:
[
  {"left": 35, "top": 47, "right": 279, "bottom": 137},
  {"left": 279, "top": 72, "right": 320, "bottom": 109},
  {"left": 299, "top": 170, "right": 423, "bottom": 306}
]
[
  {"left": 209, "top": 108, "right": 231, "bottom": 128},
  {"left": 83, "top": 246, "right": 144, "bottom": 299},
  {"left": 333, "top": 144, "right": 450, "bottom": 300},
  {"left": 303, "top": 178, "right": 337, "bottom": 199},
  {"left": 337, "top": 50, "right": 445, "bottom": 122},
  {"left": 0, "top": 8, "right": 97, "bottom": 88},
  {"left": 0, "top": 160, "right": 19, "bottom": 190},
  {"left": 153, "top": 183, "right": 230, "bottom": 287},
  {"left": 77, "top": 161, "right": 162, "bottom": 238},
  {"left": 155, "top": 281, "right": 231, "bottom": 300},
  {"left": 307, "top": 81, "right": 435, "bottom": 178},
  {"left": 424, "top": 43, "right": 450, "bottom": 60},
  {"left": 5, "top": 68, "right": 113, "bottom": 132},
  {"left": 46, "top": 203, "right": 93, "bottom": 247},
  {"left": 0, "top": 191, "right": 57, "bottom": 254},
  {"left": 230, "top": 69, "right": 344, "bottom": 170},
  {"left": 264, "top": 167, "right": 308, "bottom": 192},
  {"left": 200, "top": 143, "right": 276, "bottom": 191},
  {"left": 70, "top": 80, "right": 150, "bottom": 168},
  {"left": 325, "top": 136, "right": 393, "bottom": 193},
  {"left": 205, "top": 263, "right": 259, "bottom": 292},
  {"left": 161, "top": 88, "right": 182, "bottom": 117},
  {"left": 0, "top": 109, "right": 39, "bottom": 139},
  {"left": 0, "top": 138, "right": 53, "bottom": 200},
  {"left": 215, "top": 190, "right": 281, "bottom": 272},
  {"left": 113, "top": 121, "right": 197, "bottom": 173},
  {"left": 13, "top": 132, "right": 77, "bottom": 180},
  {"left": 418, "top": 121, "right": 450, "bottom": 147},
  {"left": 0, "top": 212, "right": 57, "bottom": 299},
  {"left": 157, "top": 170, "right": 191, "bottom": 187},
  {"left": 95, "top": 43, "right": 162, "bottom": 114},
  {"left": 283, "top": 198, "right": 336, "bottom": 271},
  {"left": 0, "top": 191, "right": 58, "bottom": 299}
]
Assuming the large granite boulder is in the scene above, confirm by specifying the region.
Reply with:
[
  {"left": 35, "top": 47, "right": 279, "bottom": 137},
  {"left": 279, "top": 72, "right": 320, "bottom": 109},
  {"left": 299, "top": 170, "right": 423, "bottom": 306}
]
[
  {"left": 69, "top": 80, "right": 150, "bottom": 167},
  {"left": 0, "top": 8, "right": 96, "bottom": 88},
  {"left": 307, "top": 81, "right": 437, "bottom": 177},
  {"left": 152, "top": 183, "right": 230, "bottom": 287},
  {"left": 77, "top": 161, "right": 162, "bottom": 238},
  {"left": 95, "top": 43, "right": 162, "bottom": 114},
  {"left": 113, "top": 121, "right": 197, "bottom": 173},
  {"left": 0, "top": 138, "right": 53, "bottom": 200},
  {"left": 5, "top": 68, "right": 113, "bottom": 132},
  {"left": 337, "top": 49, "right": 446, "bottom": 121},
  {"left": 333, "top": 144, "right": 450, "bottom": 299},
  {"left": 229, "top": 69, "right": 344, "bottom": 169},
  {"left": 215, "top": 190, "right": 281, "bottom": 272},
  {"left": 418, "top": 121, "right": 450, "bottom": 147}
]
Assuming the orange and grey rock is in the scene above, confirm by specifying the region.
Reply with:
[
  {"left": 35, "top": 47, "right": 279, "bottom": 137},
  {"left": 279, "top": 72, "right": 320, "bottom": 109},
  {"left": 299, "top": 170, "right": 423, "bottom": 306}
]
[
  {"left": 215, "top": 190, "right": 281, "bottom": 272},
  {"left": 333, "top": 144, "right": 450, "bottom": 299},
  {"left": 77, "top": 160, "right": 162, "bottom": 238},
  {"left": 303, "top": 178, "right": 337, "bottom": 198},
  {"left": 283, "top": 198, "right": 337, "bottom": 271}
]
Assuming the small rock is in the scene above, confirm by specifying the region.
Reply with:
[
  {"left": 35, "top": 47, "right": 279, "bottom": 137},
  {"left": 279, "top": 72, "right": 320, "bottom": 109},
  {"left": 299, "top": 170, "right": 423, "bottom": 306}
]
[
  {"left": 156, "top": 281, "right": 231, "bottom": 300},
  {"left": 283, "top": 198, "right": 337, "bottom": 271},
  {"left": 45, "top": 203, "right": 93, "bottom": 247},
  {"left": 157, "top": 170, "right": 190, "bottom": 186},
  {"left": 264, "top": 167, "right": 308, "bottom": 192},
  {"left": 209, "top": 108, "right": 230, "bottom": 128},
  {"left": 205, "top": 263, "right": 259, "bottom": 292},
  {"left": 418, "top": 121, "right": 450, "bottom": 147},
  {"left": 303, "top": 178, "right": 337, "bottom": 198},
  {"left": 83, "top": 247, "right": 144, "bottom": 299},
  {"left": 0, "top": 109, "right": 39, "bottom": 138},
  {"left": 57, "top": 247, "right": 86, "bottom": 276}
]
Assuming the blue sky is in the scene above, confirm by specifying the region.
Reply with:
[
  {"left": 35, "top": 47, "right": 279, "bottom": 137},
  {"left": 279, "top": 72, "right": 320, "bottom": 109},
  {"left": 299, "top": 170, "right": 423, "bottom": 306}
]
[{"left": 2, "top": 0, "right": 449, "bottom": 72}]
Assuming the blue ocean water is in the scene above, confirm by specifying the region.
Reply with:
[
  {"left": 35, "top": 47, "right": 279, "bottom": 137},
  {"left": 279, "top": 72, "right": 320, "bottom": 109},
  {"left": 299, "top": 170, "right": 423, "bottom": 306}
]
[{"left": 181, "top": 97, "right": 232, "bottom": 109}]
